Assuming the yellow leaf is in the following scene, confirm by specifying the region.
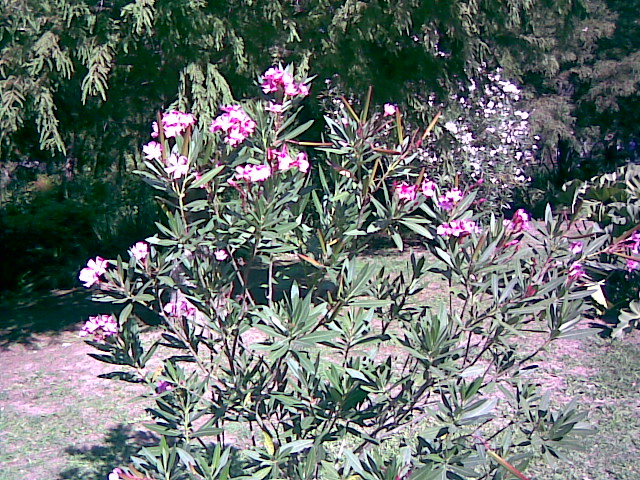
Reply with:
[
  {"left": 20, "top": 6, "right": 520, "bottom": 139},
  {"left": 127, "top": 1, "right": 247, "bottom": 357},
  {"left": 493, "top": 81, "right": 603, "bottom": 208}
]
[
  {"left": 298, "top": 253, "right": 325, "bottom": 268},
  {"left": 586, "top": 281, "right": 610, "bottom": 309},
  {"left": 486, "top": 450, "right": 531, "bottom": 480},
  {"left": 263, "top": 430, "right": 275, "bottom": 456},
  {"left": 420, "top": 112, "right": 441, "bottom": 143}
]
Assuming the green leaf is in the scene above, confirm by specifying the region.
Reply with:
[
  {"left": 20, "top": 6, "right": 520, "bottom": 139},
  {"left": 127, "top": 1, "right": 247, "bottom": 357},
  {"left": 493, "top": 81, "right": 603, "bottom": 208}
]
[
  {"left": 143, "top": 423, "right": 181, "bottom": 437},
  {"left": 400, "top": 219, "right": 434, "bottom": 239},
  {"left": 410, "top": 465, "right": 446, "bottom": 480},
  {"left": 97, "top": 371, "right": 140, "bottom": 383},
  {"left": 297, "top": 330, "right": 337, "bottom": 345},
  {"left": 278, "top": 119, "right": 314, "bottom": 142}
]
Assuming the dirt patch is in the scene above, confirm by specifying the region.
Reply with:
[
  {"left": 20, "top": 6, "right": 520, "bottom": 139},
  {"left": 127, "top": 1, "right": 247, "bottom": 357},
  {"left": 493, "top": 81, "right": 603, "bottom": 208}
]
[{"left": 0, "top": 291, "right": 152, "bottom": 480}]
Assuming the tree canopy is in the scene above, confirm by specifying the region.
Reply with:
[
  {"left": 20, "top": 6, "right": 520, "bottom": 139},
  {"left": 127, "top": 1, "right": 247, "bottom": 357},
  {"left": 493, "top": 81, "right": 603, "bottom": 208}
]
[
  {"left": 519, "top": 0, "right": 640, "bottom": 182},
  {"left": 2, "top": 0, "right": 621, "bottom": 170}
]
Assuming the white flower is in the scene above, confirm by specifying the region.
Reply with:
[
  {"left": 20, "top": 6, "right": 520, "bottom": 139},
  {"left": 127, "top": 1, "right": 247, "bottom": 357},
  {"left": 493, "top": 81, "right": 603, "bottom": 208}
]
[{"left": 444, "top": 121, "right": 458, "bottom": 134}]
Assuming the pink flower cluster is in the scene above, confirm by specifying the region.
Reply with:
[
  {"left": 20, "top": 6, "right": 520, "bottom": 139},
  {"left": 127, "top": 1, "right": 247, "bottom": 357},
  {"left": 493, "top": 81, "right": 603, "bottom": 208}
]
[
  {"left": 164, "top": 153, "right": 189, "bottom": 179},
  {"left": 569, "top": 241, "right": 583, "bottom": 255},
  {"left": 156, "top": 380, "right": 173, "bottom": 393},
  {"left": 210, "top": 105, "right": 257, "bottom": 146},
  {"left": 270, "top": 146, "right": 310, "bottom": 173},
  {"left": 231, "top": 164, "right": 272, "bottom": 183},
  {"left": 142, "top": 141, "right": 162, "bottom": 161},
  {"left": 437, "top": 219, "right": 481, "bottom": 238},
  {"left": 172, "top": 154, "right": 193, "bottom": 178},
  {"left": 79, "top": 256, "right": 109, "bottom": 288},
  {"left": 394, "top": 178, "right": 438, "bottom": 202},
  {"left": 164, "top": 298, "right": 197, "bottom": 319},
  {"left": 261, "top": 67, "right": 309, "bottom": 97},
  {"left": 625, "top": 232, "right": 640, "bottom": 272},
  {"left": 214, "top": 249, "right": 229, "bottom": 261},
  {"left": 80, "top": 314, "right": 118, "bottom": 340},
  {"left": 394, "top": 181, "right": 417, "bottom": 202},
  {"left": 568, "top": 262, "right": 587, "bottom": 281},
  {"left": 152, "top": 111, "right": 195, "bottom": 139},
  {"left": 129, "top": 242, "right": 149, "bottom": 261},
  {"left": 265, "top": 101, "right": 284, "bottom": 114},
  {"left": 421, "top": 179, "right": 437, "bottom": 198},
  {"left": 437, "top": 189, "right": 464, "bottom": 210},
  {"left": 384, "top": 103, "right": 398, "bottom": 116},
  {"left": 503, "top": 209, "right": 531, "bottom": 234}
]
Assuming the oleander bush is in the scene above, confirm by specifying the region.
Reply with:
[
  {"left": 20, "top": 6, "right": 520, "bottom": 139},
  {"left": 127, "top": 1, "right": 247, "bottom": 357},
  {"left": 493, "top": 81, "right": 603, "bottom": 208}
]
[
  {"left": 559, "top": 165, "right": 640, "bottom": 337},
  {"left": 81, "top": 67, "right": 602, "bottom": 480}
]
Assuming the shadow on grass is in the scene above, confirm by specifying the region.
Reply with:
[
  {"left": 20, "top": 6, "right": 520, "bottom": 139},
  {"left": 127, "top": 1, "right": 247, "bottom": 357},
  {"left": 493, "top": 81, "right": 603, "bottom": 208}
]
[
  {"left": 0, "top": 289, "right": 160, "bottom": 349},
  {"left": 0, "top": 289, "right": 105, "bottom": 348},
  {"left": 58, "top": 424, "right": 158, "bottom": 480},
  {"left": 58, "top": 424, "right": 247, "bottom": 480}
]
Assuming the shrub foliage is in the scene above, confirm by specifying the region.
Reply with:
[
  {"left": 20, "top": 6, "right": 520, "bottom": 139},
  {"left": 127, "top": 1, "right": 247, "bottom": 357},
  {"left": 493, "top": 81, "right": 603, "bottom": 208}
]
[{"left": 82, "top": 70, "right": 599, "bottom": 480}]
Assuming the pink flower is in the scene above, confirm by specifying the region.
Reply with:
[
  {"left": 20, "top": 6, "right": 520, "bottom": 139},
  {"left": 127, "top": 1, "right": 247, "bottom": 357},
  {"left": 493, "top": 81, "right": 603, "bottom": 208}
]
[
  {"left": 568, "top": 262, "right": 587, "bottom": 281},
  {"left": 129, "top": 242, "right": 149, "bottom": 261},
  {"left": 293, "top": 152, "right": 310, "bottom": 173},
  {"left": 210, "top": 105, "right": 256, "bottom": 146},
  {"left": 437, "top": 189, "right": 464, "bottom": 210},
  {"left": 165, "top": 154, "right": 189, "bottom": 179},
  {"left": 79, "top": 256, "right": 108, "bottom": 288},
  {"left": 569, "top": 241, "right": 583, "bottom": 255},
  {"left": 261, "top": 66, "right": 308, "bottom": 97},
  {"left": 270, "top": 146, "right": 290, "bottom": 166},
  {"left": 421, "top": 179, "right": 437, "bottom": 198},
  {"left": 626, "top": 231, "right": 640, "bottom": 254},
  {"left": 297, "top": 83, "right": 310, "bottom": 97},
  {"left": 503, "top": 209, "right": 531, "bottom": 234},
  {"left": 214, "top": 249, "right": 229, "bottom": 261},
  {"left": 265, "top": 101, "right": 284, "bottom": 114},
  {"left": 437, "top": 219, "right": 481, "bottom": 238},
  {"left": 384, "top": 103, "right": 398, "bottom": 116},
  {"left": 284, "top": 80, "right": 299, "bottom": 97},
  {"left": 164, "top": 298, "right": 197, "bottom": 320},
  {"left": 79, "top": 314, "right": 118, "bottom": 340},
  {"left": 394, "top": 181, "right": 417, "bottom": 202},
  {"left": 436, "top": 224, "right": 452, "bottom": 237},
  {"left": 164, "top": 111, "right": 196, "bottom": 137},
  {"left": 156, "top": 380, "right": 173, "bottom": 393},
  {"left": 276, "top": 147, "right": 310, "bottom": 173},
  {"left": 262, "top": 67, "right": 294, "bottom": 94},
  {"left": 108, "top": 468, "right": 123, "bottom": 480},
  {"left": 627, "top": 259, "right": 640, "bottom": 272},
  {"left": 142, "top": 141, "right": 162, "bottom": 161},
  {"left": 234, "top": 164, "right": 272, "bottom": 182},
  {"left": 152, "top": 111, "right": 195, "bottom": 138}
]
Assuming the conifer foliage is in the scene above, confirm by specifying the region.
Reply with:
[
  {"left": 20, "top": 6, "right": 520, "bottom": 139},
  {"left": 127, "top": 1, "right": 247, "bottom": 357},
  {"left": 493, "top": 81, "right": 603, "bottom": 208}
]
[
  {"left": 1, "top": 0, "right": 623, "bottom": 168},
  {"left": 521, "top": 0, "right": 640, "bottom": 181}
]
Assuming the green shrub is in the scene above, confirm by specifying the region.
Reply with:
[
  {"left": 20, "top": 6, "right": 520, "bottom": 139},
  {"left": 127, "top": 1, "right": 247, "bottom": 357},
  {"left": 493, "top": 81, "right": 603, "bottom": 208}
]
[{"left": 82, "top": 68, "right": 597, "bottom": 480}]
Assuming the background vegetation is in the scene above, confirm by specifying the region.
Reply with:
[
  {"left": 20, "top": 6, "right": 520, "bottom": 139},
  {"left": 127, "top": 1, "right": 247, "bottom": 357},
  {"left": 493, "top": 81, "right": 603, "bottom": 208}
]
[{"left": 1, "top": 0, "right": 639, "bottom": 294}]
